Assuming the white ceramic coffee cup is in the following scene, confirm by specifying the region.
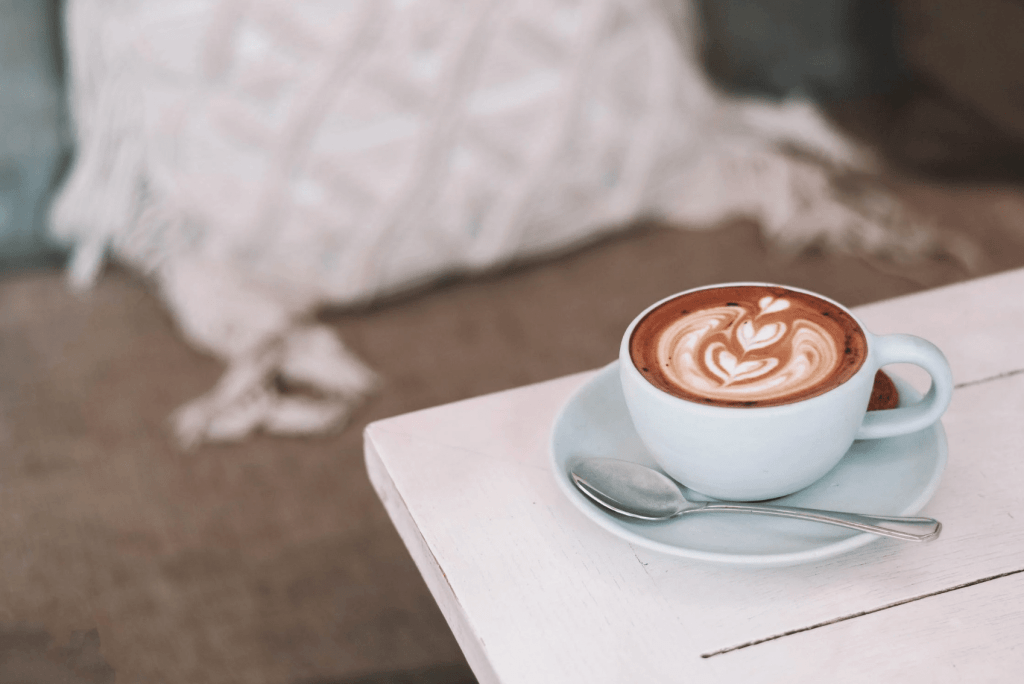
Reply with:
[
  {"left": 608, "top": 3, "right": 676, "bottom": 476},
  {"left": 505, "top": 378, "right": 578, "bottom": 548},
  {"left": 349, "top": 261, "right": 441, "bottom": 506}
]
[{"left": 619, "top": 283, "right": 954, "bottom": 501}]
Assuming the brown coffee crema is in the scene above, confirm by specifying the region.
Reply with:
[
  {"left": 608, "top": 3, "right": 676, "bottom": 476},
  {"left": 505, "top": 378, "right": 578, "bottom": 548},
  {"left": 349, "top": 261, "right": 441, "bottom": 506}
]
[
  {"left": 629, "top": 285, "right": 868, "bottom": 408},
  {"left": 868, "top": 370, "right": 899, "bottom": 411}
]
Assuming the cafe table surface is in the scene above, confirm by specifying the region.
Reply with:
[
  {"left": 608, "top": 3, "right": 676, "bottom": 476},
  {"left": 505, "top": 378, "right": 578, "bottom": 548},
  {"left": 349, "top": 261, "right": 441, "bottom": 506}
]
[{"left": 363, "top": 269, "right": 1024, "bottom": 683}]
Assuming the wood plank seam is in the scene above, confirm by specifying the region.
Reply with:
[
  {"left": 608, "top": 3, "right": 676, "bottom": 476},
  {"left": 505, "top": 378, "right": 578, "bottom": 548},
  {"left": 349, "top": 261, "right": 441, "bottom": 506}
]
[
  {"left": 954, "top": 367, "right": 1024, "bottom": 390},
  {"left": 701, "top": 567, "right": 1024, "bottom": 658}
]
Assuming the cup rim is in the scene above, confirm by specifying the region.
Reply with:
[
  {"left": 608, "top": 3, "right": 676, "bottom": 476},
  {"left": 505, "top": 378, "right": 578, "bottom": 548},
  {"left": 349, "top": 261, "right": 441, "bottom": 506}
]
[{"left": 619, "top": 282, "right": 874, "bottom": 412}]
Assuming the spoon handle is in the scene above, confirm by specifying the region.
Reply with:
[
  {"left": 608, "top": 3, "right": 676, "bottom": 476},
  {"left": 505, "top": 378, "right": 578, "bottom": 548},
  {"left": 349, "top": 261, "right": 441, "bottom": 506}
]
[{"left": 695, "top": 503, "right": 941, "bottom": 542}]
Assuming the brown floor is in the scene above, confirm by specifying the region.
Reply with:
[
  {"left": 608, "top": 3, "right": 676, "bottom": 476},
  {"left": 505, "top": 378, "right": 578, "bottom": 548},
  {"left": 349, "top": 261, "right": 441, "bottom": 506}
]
[{"left": 3, "top": 176, "right": 1024, "bottom": 683}]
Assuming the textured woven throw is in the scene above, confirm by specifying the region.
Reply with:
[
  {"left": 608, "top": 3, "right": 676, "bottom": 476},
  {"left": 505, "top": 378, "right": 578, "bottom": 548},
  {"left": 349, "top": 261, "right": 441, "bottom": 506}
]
[{"left": 51, "top": 0, "right": 933, "bottom": 446}]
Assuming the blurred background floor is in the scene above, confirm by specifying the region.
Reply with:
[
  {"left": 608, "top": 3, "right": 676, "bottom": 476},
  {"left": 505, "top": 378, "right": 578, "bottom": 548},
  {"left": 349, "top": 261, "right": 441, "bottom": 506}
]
[{"left": 3, "top": 177, "right": 1024, "bottom": 684}]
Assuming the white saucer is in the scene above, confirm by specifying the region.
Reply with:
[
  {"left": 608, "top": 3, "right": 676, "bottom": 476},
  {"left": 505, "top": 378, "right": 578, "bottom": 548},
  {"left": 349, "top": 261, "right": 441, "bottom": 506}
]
[{"left": 549, "top": 362, "right": 948, "bottom": 567}]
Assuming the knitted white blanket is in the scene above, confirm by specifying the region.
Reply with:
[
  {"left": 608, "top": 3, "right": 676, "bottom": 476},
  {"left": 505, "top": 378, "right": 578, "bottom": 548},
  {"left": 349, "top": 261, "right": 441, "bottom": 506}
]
[{"left": 51, "top": 0, "right": 932, "bottom": 446}]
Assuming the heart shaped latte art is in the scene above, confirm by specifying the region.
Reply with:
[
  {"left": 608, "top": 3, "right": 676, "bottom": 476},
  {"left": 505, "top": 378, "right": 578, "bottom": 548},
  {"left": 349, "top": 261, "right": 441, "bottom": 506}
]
[
  {"left": 651, "top": 295, "right": 843, "bottom": 403},
  {"left": 631, "top": 285, "right": 868, "bottom": 408},
  {"left": 736, "top": 320, "right": 786, "bottom": 351},
  {"left": 706, "top": 346, "right": 779, "bottom": 385},
  {"left": 759, "top": 296, "right": 791, "bottom": 314}
]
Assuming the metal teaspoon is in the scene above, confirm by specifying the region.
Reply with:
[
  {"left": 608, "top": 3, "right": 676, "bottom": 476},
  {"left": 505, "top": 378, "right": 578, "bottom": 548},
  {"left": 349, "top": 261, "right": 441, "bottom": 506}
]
[{"left": 570, "top": 458, "right": 941, "bottom": 542}]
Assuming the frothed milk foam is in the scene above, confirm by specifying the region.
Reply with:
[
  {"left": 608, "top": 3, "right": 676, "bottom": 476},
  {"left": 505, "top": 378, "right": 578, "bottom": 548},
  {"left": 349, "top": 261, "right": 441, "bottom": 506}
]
[{"left": 629, "top": 285, "right": 867, "bottom": 408}]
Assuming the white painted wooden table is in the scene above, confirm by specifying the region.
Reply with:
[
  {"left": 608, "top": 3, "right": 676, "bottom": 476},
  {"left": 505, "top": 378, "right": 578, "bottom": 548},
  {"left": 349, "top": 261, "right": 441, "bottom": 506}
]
[{"left": 365, "top": 269, "right": 1024, "bottom": 683}]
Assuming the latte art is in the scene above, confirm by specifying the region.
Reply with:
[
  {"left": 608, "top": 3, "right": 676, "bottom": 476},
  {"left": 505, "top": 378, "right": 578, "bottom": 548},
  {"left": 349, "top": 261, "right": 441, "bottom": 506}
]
[
  {"left": 657, "top": 295, "right": 840, "bottom": 402},
  {"left": 630, "top": 286, "right": 867, "bottom": 407}
]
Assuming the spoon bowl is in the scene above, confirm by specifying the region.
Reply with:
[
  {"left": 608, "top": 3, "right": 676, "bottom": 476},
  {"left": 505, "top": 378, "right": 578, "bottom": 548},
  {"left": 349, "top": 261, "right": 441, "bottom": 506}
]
[{"left": 572, "top": 458, "right": 690, "bottom": 520}]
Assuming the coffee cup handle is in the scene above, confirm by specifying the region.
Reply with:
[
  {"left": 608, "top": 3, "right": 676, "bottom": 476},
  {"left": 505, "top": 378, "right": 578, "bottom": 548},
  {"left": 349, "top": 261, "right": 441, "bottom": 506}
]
[{"left": 856, "top": 334, "right": 954, "bottom": 440}]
